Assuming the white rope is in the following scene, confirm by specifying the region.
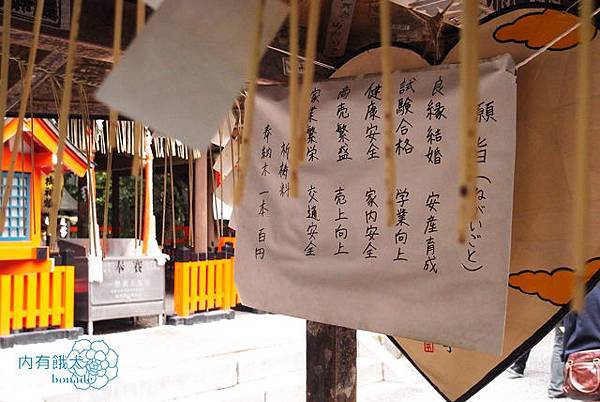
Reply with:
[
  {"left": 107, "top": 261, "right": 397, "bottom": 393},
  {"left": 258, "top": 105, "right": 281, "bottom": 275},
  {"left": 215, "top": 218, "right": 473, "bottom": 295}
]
[
  {"left": 515, "top": 7, "right": 600, "bottom": 70},
  {"left": 267, "top": 45, "right": 336, "bottom": 71}
]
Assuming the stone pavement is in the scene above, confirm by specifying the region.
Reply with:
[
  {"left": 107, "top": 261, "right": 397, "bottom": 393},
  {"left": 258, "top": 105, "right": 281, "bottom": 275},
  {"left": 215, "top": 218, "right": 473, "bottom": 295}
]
[
  {"left": 472, "top": 332, "right": 572, "bottom": 402},
  {"left": 0, "top": 312, "right": 572, "bottom": 401},
  {"left": 372, "top": 331, "right": 576, "bottom": 402}
]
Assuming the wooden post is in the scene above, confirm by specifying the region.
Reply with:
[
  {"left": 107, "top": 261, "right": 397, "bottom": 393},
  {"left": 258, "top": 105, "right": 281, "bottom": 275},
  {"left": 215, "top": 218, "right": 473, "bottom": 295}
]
[
  {"left": 77, "top": 176, "right": 88, "bottom": 238},
  {"left": 194, "top": 153, "right": 208, "bottom": 253},
  {"left": 110, "top": 173, "right": 120, "bottom": 237},
  {"left": 206, "top": 152, "right": 218, "bottom": 250},
  {"left": 306, "top": 321, "right": 357, "bottom": 402}
]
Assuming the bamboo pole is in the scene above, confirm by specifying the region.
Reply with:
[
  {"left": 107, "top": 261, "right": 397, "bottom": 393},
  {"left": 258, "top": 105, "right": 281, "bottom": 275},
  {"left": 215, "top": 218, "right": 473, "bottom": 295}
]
[
  {"left": 103, "top": 0, "right": 124, "bottom": 248},
  {"left": 208, "top": 146, "right": 221, "bottom": 238},
  {"left": 168, "top": 139, "right": 176, "bottom": 245},
  {"left": 458, "top": 0, "right": 479, "bottom": 244},
  {"left": 0, "top": 0, "right": 11, "bottom": 198},
  {"left": 47, "top": 0, "right": 83, "bottom": 251},
  {"left": 103, "top": 121, "right": 115, "bottom": 243},
  {"left": 80, "top": 87, "right": 91, "bottom": 245},
  {"left": 0, "top": 1, "right": 17, "bottom": 234},
  {"left": 188, "top": 146, "right": 194, "bottom": 248},
  {"left": 132, "top": 0, "right": 145, "bottom": 177},
  {"left": 18, "top": 62, "right": 25, "bottom": 235},
  {"left": 288, "top": 0, "right": 301, "bottom": 197},
  {"left": 572, "top": 0, "right": 592, "bottom": 312},
  {"left": 219, "top": 128, "right": 225, "bottom": 237},
  {"left": 161, "top": 139, "right": 168, "bottom": 249},
  {"left": 134, "top": 152, "right": 139, "bottom": 247},
  {"left": 231, "top": 137, "right": 237, "bottom": 204},
  {"left": 226, "top": 113, "right": 237, "bottom": 207},
  {"left": 379, "top": 0, "right": 395, "bottom": 227},
  {"left": 138, "top": 131, "right": 144, "bottom": 247},
  {"left": 234, "top": 99, "right": 242, "bottom": 198},
  {"left": 295, "top": 0, "right": 321, "bottom": 164},
  {"left": 79, "top": 84, "right": 100, "bottom": 256},
  {"left": 49, "top": 76, "right": 61, "bottom": 113},
  {"left": 135, "top": 125, "right": 144, "bottom": 248},
  {"left": 234, "top": 0, "right": 266, "bottom": 204},
  {"left": 141, "top": 131, "right": 152, "bottom": 255},
  {"left": 28, "top": 82, "right": 36, "bottom": 235}
]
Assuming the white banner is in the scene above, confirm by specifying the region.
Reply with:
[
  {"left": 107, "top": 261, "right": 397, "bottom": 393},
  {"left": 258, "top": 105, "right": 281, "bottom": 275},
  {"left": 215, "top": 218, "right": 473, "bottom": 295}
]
[{"left": 236, "top": 55, "right": 516, "bottom": 354}]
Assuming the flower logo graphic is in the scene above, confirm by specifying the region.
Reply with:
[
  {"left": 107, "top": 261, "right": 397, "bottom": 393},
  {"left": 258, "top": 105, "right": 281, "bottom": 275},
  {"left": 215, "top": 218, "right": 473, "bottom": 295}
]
[{"left": 66, "top": 339, "right": 119, "bottom": 390}]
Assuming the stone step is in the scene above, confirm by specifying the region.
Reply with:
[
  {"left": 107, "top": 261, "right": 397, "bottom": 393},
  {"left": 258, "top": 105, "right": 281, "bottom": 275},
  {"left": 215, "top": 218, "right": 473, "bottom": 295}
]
[
  {"left": 357, "top": 381, "right": 408, "bottom": 402},
  {"left": 237, "top": 342, "right": 305, "bottom": 384},
  {"left": 168, "top": 357, "right": 383, "bottom": 402},
  {"left": 35, "top": 354, "right": 240, "bottom": 402},
  {"left": 236, "top": 342, "right": 383, "bottom": 385},
  {"left": 2, "top": 339, "right": 381, "bottom": 402},
  {"left": 0, "top": 315, "right": 400, "bottom": 402}
]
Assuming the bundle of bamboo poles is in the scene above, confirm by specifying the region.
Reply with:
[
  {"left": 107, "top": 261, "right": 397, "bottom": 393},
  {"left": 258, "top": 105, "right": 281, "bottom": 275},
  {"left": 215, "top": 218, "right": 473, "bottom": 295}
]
[
  {"left": 0, "top": 0, "right": 83, "bottom": 250},
  {"left": 0, "top": 0, "right": 12, "bottom": 218},
  {"left": 101, "top": 0, "right": 124, "bottom": 250},
  {"left": 0, "top": 0, "right": 45, "bottom": 233},
  {"left": 234, "top": 0, "right": 481, "bottom": 237},
  {"left": 47, "top": 0, "right": 82, "bottom": 250},
  {"left": 234, "top": 0, "right": 267, "bottom": 204},
  {"left": 458, "top": 0, "right": 480, "bottom": 245}
]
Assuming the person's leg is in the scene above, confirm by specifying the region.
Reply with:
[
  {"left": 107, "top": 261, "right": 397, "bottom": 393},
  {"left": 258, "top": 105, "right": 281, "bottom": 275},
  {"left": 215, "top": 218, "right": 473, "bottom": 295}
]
[
  {"left": 507, "top": 349, "right": 531, "bottom": 377},
  {"left": 548, "top": 325, "right": 565, "bottom": 398}
]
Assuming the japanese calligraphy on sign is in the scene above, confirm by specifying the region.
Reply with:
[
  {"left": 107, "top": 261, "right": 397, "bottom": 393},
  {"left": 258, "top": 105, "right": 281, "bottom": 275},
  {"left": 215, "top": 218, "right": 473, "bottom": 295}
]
[{"left": 236, "top": 55, "right": 516, "bottom": 354}]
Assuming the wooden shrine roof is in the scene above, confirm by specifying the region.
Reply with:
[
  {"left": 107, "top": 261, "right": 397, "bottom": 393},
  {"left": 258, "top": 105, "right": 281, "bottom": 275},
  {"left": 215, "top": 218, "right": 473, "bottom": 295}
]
[{"left": 3, "top": 117, "right": 88, "bottom": 176}]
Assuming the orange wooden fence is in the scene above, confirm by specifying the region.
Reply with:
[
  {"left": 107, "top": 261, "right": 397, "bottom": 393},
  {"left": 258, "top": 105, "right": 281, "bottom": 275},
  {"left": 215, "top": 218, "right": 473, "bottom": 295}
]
[
  {"left": 0, "top": 266, "right": 75, "bottom": 336},
  {"left": 217, "top": 237, "right": 236, "bottom": 251},
  {"left": 174, "top": 257, "right": 239, "bottom": 317}
]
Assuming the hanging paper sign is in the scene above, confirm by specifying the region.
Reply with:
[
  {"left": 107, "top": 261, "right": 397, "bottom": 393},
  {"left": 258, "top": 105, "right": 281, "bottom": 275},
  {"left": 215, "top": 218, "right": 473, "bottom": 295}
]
[
  {"left": 96, "top": 0, "right": 288, "bottom": 149},
  {"left": 236, "top": 55, "right": 516, "bottom": 354},
  {"left": 377, "top": 8, "right": 600, "bottom": 401}
]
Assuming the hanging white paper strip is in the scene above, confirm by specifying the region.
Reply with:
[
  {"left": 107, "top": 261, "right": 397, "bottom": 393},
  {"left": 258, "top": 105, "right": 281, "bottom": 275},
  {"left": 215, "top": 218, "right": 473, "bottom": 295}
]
[
  {"left": 236, "top": 55, "right": 516, "bottom": 354},
  {"left": 213, "top": 138, "right": 239, "bottom": 176},
  {"left": 145, "top": 0, "right": 163, "bottom": 10},
  {"left": 96, "top": 0, "right": 288, "bottom": 149},
  {"left": 210, "top": 110, "right": 235, "bottom": 147},
  {"left": 215, "top": 172, "right": 234, "bottom": 220}
]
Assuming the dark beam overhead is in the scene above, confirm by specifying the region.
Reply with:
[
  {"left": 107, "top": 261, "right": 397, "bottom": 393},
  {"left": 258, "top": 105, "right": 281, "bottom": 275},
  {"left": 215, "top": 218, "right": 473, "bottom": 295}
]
[
  {"left": 6, "top": 51, "right": 67, "bottom": 112},
  {"left": 1, "top": 0, "right": 144, "bottom": 61},
  {"left": 4, "top": 25, "right": 114, "bottom": 61},
  {"left": 26, "top": 98, "right": 108, "bottom": 118}
]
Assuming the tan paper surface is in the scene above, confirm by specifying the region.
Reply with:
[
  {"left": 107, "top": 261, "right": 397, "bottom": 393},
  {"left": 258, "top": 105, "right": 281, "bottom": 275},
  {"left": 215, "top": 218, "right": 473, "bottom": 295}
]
[
  {"left": 236, "top": 56, "right": 516, "bottom": 354},
  {"left": 342, "top": 7, "right": 600, "bottom": 401}
]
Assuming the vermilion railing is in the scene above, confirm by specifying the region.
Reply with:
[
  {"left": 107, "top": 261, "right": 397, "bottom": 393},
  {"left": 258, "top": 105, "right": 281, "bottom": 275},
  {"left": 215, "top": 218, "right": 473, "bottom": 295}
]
[
  {"left": 173, "top": 256, "right": 239, "bottom": 317},
  {"left": 0, "top": 266, "right": 75, "bottom": 336}
]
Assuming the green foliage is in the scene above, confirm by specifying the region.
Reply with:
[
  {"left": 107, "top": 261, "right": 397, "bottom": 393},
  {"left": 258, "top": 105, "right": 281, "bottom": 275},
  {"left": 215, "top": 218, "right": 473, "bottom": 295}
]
[{"left": 66, "top": 169, "right": 192, "bottom": 240}]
